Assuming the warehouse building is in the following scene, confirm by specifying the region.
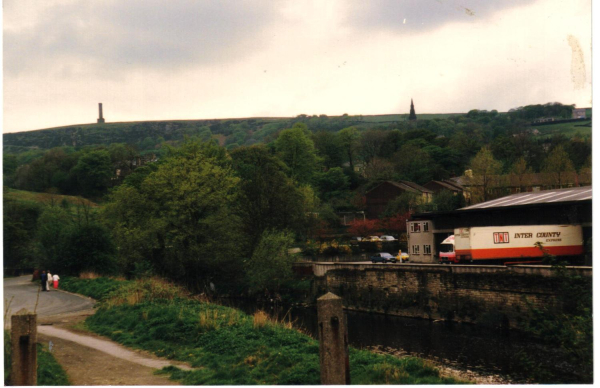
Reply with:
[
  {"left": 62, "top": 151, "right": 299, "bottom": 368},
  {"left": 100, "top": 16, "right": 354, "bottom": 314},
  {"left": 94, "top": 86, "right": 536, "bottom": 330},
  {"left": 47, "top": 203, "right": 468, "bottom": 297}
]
[{"left": 407, "top": 186, "right": 592, "bottom": 265}]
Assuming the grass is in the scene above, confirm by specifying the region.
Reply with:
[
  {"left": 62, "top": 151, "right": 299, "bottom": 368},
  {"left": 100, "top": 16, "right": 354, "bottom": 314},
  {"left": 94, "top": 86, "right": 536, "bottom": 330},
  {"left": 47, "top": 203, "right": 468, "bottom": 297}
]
[
  {"left": 531, "top": 119, "right": 592, "bottom": 139},
  {"left": 63, "top": 277, "right": 462, "bottom": 385},
  {"left": 4, "top": 331, "right": 70, "bottom": 385}
]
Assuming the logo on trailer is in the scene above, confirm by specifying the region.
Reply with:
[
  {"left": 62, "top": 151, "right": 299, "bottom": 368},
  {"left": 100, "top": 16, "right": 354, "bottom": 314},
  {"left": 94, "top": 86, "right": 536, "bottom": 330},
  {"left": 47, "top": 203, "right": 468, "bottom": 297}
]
[{"left": 493, "top": 232, "right": 509, "bottom": 244}]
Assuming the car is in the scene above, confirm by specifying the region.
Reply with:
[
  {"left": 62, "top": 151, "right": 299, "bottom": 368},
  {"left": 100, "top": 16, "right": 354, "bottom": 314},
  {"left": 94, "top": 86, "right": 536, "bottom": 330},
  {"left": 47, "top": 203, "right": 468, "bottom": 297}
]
[
  {"left": 364, "top": 236, "right": 382, "bottom": 242},
  {"left": 370, "top": 252, "right": 398, "bottom": 263},
  {"left": 396, "top": 251, "right": 410, "bottom": 262},
  {"left": 379, "top": 235, "right": 396, "bottom": 241},
  {"left": 351, "top": 237, "right": 363, "bottom": 242}
]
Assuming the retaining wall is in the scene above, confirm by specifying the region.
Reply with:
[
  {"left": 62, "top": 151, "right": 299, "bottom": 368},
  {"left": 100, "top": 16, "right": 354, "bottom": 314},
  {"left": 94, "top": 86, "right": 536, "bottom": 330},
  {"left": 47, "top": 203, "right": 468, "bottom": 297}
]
[{"left": 301, "top": 262, "right": 592, "bottom": 327}]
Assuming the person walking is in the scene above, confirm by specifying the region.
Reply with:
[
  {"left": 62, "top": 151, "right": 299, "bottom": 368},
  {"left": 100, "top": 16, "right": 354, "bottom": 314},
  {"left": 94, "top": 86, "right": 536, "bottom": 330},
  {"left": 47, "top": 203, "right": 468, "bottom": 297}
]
[
  {"left": 52, "top": 273, "right": 60, "bottom": 290},
  {"left": 46, "top": 271, "right": 53, "bottom": 291},
  {"left": 40, "top": 271, "right": 47, "bottom": 292}
]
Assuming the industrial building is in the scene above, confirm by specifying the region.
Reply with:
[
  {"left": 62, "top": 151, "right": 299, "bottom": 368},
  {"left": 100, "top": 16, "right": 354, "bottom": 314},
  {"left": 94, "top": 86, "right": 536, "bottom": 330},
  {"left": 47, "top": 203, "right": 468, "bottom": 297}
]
[{"left": 407, "top": 186, "right": 592, "bottom": 265}]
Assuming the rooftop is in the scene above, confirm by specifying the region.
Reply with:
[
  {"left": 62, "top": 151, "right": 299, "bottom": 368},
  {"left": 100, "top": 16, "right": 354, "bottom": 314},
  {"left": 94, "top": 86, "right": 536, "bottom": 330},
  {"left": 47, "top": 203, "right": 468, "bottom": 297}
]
[{"left": 460, "top": 186, "right": 592, "bottom": 210}]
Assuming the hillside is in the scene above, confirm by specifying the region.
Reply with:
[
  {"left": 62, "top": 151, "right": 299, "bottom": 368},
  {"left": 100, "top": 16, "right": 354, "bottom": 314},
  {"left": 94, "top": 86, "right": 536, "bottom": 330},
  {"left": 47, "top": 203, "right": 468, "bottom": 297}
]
[{"left": 3, "top": 113, "right": 464, "bottom": 153}]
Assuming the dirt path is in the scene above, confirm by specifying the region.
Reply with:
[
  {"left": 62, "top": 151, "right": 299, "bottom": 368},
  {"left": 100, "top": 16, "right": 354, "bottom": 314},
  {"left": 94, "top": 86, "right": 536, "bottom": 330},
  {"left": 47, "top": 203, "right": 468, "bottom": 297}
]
[{"left": 38, "top": 312, "right": 195, "bottom": 385}]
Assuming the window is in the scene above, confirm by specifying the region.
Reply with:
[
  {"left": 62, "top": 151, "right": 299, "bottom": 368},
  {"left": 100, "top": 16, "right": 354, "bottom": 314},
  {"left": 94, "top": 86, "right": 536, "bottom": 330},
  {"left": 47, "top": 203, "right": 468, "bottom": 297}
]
[
  {"left": 412, "top": 245, "right": 420, "bottom": 255},
  {"left": 410, "top": 223, "right": 421, "bottom": 233},
  {"left": 423, "top": 222, "right": 429, "bottom": 232},
  {"left": 423, "top": 245, "right": 431, "bottom": 255}
]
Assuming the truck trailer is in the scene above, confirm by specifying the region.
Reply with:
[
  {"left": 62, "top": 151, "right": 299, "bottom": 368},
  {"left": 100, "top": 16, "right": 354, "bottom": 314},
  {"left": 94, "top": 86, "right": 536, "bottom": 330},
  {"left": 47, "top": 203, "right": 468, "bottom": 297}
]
[{"left": 440, "top": 224, "right": 583, "bottom": 264}]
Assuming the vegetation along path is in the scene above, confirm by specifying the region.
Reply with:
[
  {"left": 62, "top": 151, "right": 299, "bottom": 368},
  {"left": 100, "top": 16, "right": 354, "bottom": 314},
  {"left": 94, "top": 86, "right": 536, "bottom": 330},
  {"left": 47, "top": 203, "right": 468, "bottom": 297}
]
[{"left": 5, "top": 275, "right": 192, "bottom": 385}]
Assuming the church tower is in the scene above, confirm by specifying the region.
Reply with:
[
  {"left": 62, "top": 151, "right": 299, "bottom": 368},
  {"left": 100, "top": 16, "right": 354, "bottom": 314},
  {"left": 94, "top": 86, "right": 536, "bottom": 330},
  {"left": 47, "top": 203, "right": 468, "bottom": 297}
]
[{"left": 408, "top": 99, "right": 417, "bottom": 121}]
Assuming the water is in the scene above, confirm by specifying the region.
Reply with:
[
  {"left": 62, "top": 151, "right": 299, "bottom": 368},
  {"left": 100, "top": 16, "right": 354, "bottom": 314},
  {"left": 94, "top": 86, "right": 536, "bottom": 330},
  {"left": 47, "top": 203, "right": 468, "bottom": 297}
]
[{"left": 219, "top": 299, "right": 545, "bottom": 381}]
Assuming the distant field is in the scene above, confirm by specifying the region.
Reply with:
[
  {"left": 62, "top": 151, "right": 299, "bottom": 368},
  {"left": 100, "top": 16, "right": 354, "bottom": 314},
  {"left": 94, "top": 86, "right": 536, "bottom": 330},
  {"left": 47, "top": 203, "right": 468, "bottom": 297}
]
[
  {"left": 532, "top": 119, "right": 592, "bottom": 139},
  {"left": 4, "top": 188, "right": 99, "bottom": 208}
]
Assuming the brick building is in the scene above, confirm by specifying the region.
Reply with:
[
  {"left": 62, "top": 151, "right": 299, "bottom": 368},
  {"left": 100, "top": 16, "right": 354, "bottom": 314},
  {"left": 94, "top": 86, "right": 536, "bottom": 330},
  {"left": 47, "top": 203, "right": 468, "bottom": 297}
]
[{"left": 364, "top": 181, "right": 432, "bottom": 219}]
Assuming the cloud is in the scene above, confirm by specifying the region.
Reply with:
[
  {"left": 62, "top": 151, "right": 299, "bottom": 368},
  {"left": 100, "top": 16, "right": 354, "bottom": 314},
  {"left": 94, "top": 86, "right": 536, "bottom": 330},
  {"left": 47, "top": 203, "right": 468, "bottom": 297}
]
[
  {"left": 4, "top": 0, "right": 277, "bottom": 77},
  {"left": 344, "top": 0, "right": 538, "bottom": 33}
]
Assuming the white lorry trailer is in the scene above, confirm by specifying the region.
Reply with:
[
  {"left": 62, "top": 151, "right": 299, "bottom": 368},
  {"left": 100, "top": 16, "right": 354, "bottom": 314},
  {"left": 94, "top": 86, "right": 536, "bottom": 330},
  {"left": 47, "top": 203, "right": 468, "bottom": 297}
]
[{"left": 440, "top": 224, "right": 583, "bottom": 264}]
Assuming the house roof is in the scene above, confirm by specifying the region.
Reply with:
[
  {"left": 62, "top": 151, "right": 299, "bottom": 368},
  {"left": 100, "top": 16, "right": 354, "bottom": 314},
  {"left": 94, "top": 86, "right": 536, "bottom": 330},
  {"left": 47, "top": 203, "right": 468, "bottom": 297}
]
[
  {"left": 397, "top": 181, "right": 433, "bottom": 193},
  {"left": 460, "top": 186, "right": 592, "bottom": 210},
  {"left": 425, "top": 180, "right": 464, "bottom": 192},
  {"left": 367, "top": 181, "right": 433, "bottom": 195}
]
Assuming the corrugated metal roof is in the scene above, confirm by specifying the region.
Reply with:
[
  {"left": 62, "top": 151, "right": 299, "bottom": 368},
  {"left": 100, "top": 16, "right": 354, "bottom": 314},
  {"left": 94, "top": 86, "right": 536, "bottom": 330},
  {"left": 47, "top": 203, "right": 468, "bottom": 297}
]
[{"left": 460, "top": 186, "right": 592, "bottom": 210}]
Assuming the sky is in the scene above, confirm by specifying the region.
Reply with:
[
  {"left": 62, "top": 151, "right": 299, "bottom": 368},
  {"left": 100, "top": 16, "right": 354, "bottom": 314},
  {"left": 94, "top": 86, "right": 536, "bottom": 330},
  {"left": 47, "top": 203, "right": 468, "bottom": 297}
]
[{"left": 3, "top": 0, "right": 592, "bottom": 133}]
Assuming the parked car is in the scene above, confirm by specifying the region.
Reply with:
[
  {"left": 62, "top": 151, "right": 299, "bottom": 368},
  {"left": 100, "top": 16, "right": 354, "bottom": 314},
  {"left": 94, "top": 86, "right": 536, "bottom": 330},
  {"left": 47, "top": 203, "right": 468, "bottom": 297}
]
[
  {"left": 396, "top": 251, "right": 410, "bottom": 262},
  {"left": 351, "top": 237, "right": 363, "bottom": 242},
  {"left": 364, "top": 236, "right": 382, "bottom": 242},
  {"left": 370, "top": 252, "right": 397, "bottom": 263},
  {"left": 379, "top": 235, "right": 396, "bottom": 241}
]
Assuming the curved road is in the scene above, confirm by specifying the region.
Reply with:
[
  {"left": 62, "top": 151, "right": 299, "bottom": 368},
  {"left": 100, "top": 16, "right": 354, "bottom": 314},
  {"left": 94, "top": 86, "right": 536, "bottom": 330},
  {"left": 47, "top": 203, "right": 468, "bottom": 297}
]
[{"left": 4, "top": 275, "right": 95, "bottom": 325}]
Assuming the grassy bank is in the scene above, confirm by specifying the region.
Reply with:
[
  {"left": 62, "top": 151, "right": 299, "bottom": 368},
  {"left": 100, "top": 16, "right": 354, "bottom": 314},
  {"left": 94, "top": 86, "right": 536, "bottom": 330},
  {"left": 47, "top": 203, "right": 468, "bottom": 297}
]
[
  {"left": 62, "top": 277, "right": 460, "bottom": 385},
  {"left": 4, "top": 331, "right": 70, "bottom": 385}
]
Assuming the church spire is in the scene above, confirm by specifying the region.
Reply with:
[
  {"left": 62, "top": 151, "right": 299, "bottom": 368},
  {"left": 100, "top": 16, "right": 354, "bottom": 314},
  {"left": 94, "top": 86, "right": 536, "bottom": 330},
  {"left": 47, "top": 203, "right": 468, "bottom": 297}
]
[{"left": 409, "top": 99, "right": 417, "bottom": 121}]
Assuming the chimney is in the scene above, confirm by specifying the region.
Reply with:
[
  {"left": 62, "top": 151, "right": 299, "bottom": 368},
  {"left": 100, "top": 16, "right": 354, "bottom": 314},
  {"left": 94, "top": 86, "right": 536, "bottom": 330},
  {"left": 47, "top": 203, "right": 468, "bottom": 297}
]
[{"left": 97, "top": 103, "right": 105, "bottom": 124}]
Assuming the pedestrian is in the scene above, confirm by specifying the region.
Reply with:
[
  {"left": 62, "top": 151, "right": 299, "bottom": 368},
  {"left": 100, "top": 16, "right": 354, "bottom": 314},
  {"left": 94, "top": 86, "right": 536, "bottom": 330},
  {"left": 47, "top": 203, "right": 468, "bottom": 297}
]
[
  {"left": 53, "top": 273, "right": 60, "bottom": 289},
  {"left": 46, "top": 270, "right": 53, "bottom": 291},
  {"left": 40, "top": 270, "right": 47, "bottom": 292}
]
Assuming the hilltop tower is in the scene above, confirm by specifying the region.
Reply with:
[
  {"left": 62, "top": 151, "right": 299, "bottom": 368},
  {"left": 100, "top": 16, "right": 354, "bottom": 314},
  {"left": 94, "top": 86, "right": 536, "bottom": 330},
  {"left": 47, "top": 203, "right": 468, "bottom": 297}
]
[
  {"left": 408, "top": 99, "right": 417, "bottom": 121},
  {"left": 97, "top": 103, "right": 105, "bottom": 124}
]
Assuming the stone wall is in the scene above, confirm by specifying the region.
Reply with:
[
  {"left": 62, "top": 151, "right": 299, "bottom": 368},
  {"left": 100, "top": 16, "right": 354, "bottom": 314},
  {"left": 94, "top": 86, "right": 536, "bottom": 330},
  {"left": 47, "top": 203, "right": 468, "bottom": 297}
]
[{"left": 307, "top": 263, "right": 592, "bottom": 328}]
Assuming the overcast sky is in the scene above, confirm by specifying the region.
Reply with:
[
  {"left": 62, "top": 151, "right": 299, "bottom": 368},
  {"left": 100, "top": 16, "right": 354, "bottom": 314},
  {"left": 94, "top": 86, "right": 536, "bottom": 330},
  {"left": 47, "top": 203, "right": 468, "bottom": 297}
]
[{"left": 3, "top": 0, "right": 592, "bottom": 133}]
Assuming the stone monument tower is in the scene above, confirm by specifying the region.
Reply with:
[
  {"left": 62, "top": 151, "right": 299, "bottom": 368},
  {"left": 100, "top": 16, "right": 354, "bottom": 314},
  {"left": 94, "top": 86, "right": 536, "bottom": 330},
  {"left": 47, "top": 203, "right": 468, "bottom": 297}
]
[
  {"left": 97, "top": 103, "right": 105, "bottom": 124},
  {"left": 409, "top": 99, "right": 417, "bottom": 121}
]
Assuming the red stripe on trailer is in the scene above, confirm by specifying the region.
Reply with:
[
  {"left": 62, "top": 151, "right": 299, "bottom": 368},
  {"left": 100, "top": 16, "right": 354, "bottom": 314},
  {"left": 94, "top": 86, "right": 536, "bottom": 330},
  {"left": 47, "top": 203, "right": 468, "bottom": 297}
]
[{"left": 455, "top": 245, "right": 584, "bottom": 260}]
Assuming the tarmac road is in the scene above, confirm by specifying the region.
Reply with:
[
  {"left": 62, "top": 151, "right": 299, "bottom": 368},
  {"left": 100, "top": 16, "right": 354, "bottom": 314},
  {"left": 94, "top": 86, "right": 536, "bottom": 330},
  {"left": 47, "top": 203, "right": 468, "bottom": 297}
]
[{"left": 3, "top": 275, "right": 95, "bottom": 326}]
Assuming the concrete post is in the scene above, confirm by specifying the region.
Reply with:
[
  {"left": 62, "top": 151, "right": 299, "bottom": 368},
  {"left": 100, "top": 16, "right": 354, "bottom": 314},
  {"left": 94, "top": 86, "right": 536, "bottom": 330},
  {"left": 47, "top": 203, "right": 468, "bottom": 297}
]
[
  {"left": 317, "top": 292, "right": 350, "bottom": 385},
  {"left": 10, "top": 309, "right": 37, "bottom": 386}
]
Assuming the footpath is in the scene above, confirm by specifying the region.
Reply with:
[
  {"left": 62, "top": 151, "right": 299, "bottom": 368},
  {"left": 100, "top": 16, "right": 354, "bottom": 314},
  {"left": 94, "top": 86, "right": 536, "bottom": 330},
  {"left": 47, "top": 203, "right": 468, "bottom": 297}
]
[{"left": 37, "top": 310, "right": 194, "bottom": 385}]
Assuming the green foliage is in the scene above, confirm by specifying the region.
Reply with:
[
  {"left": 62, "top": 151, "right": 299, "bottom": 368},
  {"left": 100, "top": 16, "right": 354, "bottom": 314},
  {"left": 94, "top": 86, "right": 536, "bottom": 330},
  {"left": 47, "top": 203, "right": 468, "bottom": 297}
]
[
  {"left": 3, "top": 196, "right": 42, "bottom": 269},
  {"left": 36, "top": 343, "right": 71, "bottom": 385},
  {"left": 61, "top": 276, "right": 127, "bottom": 301},
  {"left": 102, "top": 140, "right": 243, "bottom": 289},
  {"left": 75, "top": 277, "right": 459, "bottom": 385},
  {"left": 71, "top": 150, "right": 113, "bottom": 197},
  {"left": 275, "top": 123, "right": 319, "bottom": 184},
  {"left": 230, "top": 145, "right": 308, "bottom": 251},
  {"left": 36, "top": 205, "right": 116, "bottom": 275},
  {"left": 245, "top": 230, "right": 297, "bottom": 293}
]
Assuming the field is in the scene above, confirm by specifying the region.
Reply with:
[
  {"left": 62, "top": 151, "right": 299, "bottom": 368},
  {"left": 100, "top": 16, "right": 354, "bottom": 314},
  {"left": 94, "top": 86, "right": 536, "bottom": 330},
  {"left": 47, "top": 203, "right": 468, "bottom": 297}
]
[{"left": 532, "top": 119, "right": 592, "bottom": 139}]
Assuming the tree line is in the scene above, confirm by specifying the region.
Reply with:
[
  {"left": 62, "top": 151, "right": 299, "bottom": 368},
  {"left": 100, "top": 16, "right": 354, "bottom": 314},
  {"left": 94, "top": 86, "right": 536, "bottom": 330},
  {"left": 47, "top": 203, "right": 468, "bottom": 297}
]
[{"left": 3, "top": 103, "right": 591, "bottom": 293}]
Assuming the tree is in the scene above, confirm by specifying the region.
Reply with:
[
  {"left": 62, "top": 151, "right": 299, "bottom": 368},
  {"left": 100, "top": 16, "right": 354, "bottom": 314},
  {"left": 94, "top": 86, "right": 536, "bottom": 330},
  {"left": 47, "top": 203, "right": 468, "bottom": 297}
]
[
  {"left": 338, "top": 126, "right": 360, "bottom": 171},
  {"left": 510, "top": 157, "right": 532, "bottom": 192},
  {"left": 543, "top": 145, "right": 575, "bottom": 187},
  {"left": 314, "top": 167, "right": 350, "bottom": 202},
  {"left": 430, "top": 190, "right": 466, "bottom": 211},
  {"left": 312, "top": 131, "right": 345, "bottom": 169},
  {"left": 71, "top": 150, "right": 113, "bottom": 197},
  {"left": 102, "top": 140, "right": 243, "bottom": 290},
  {"left": 275, "top": 123, "right": 319, "bottom": 184},
  {"left": 378, "top": 212, "right": 410, "bottom": 238},
  {"left": 230, "top": 145, "right": 307, "bottom": 251},
  {"left": 245, "top": 230, "right": 296, "bottom": 293},
  {"left": 469, "top": 147, "right": 503, "bottom": 203}
]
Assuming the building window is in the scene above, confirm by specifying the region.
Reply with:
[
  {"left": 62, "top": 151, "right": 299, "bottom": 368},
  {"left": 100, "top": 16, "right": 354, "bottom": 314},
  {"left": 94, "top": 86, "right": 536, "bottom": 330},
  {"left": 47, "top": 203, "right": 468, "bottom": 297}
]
[
  {"left": 412, "top": 245, "right": 420, "bottom": 255},
  {"left": 423, "top": 245, "right": 431, "bottom": 255},
  {"left": 410, "top": 222, "right": 421, "bottom": 233},
  {"left": 423, "top": 222, "right": 429, "bottom": 232}
]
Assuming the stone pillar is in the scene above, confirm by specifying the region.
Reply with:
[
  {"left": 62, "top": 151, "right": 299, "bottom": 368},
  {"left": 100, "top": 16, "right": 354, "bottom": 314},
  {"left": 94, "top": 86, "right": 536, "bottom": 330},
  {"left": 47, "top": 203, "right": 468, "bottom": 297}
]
[
  {"left": 10, "top": 309, "right": 37, "bottom": 386},
  {"left": 97, "top": 103, "right": 105, "bottom": 124},
  {"left": 317, "top": 292, "right": 350, "bottom": 385}
]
